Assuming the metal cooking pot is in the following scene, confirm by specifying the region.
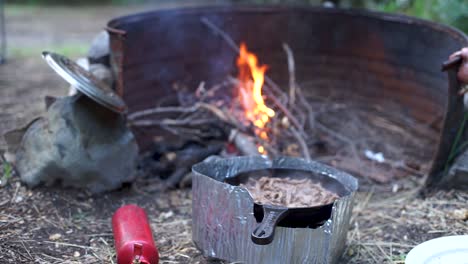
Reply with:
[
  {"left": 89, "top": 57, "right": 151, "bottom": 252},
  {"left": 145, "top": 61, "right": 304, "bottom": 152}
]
[{"left": 191, "top": 156, "right": 358, "bottom": 263}]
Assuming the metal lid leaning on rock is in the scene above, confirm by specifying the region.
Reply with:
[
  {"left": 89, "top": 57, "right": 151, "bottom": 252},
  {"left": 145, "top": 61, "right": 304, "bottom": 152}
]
[{"left": 42, "top": 51, "right": 127, "bottom": 114}]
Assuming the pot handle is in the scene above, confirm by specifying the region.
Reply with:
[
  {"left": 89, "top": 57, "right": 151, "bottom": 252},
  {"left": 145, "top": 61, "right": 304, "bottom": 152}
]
[{"left": 251, "top": 205, "right": 289, "bottom": 245}]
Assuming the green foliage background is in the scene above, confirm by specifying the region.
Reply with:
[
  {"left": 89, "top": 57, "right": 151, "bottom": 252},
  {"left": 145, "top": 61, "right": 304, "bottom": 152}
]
[
  {"left": 6, "top": 0, "right": 468, "bottom": 33},
  {"left": 366, "top": 0, "right": 467, "bottom": 33}
]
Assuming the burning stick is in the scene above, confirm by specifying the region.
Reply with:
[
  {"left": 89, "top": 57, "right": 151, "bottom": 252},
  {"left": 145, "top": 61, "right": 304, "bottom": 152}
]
[
  {"left": 128, "top": 102, "right": 250, "bottom": 139},
  {"left": 200, "top": 17, "right": 303, "bottom": 133},
  {"left": 229, "top": 130, "right": 261, "bottom": 156},
  {"left": 131, "top": 20, "right": 314, "bottom": 162}
]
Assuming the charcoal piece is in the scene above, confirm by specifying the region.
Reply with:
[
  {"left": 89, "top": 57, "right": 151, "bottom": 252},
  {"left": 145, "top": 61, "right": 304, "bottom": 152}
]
[
  {"left": 15, "top": 95, "right": 138, "bottom": 193},
  {"left": 87, "top": 31, "right": 110, "bottom": 65},
  {"left": 180, "top": 155, "right": 223, "bottom": 188},
  {"left": 165, "top": 142, "right": 223, "bottom": 188},
  {"left": 143, "top": 141, "right": 223, "bottom": 188},
  {"left": 3, "top": 118, "right": 40, "bottom": 163}
]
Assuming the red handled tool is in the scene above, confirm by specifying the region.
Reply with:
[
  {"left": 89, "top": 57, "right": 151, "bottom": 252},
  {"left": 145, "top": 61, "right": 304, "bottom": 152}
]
[{"left": 112, "top": 204, "right": 159, "bottom": 264}]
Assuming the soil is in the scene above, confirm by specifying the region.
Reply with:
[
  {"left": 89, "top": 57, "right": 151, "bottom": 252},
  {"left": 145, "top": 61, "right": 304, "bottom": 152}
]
[{"left": 0, "top": 4, "right": 467, "bottom": 264}]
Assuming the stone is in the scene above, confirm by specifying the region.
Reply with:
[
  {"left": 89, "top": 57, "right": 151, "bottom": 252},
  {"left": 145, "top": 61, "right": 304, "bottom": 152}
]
[
  {"left": 49, "top": 233, "right": 62, "bottom": 241},
  {"left": 89, "top": 63, "right": 113, "bottom": 87},
  {"left": 16, "top": 95, "right": 138, "bottom": 193},
  {"left": 87, "top": 31, "right": 110, "bottom": 65},
  {"left": 76, "top": 57, "right": 90, "bottom": 70},
  {"left": 3, "top": 118, "right": 41, "bottom": 164},
  {"left": 445, "top": 149, "right": 468, "bottom": 189},
  {"left": 452, "top": 209, "right": 468, "bottom": 221}
]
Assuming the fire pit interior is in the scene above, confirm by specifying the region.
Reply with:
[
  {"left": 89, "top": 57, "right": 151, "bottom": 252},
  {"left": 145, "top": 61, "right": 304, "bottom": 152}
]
[{"left": 107, "top": 6, "right": 467, "bottom": 186}]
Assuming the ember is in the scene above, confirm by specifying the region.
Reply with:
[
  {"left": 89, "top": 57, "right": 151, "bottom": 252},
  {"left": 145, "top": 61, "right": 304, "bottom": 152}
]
[{"left": 240, "top": 176, "right": 339, "bottom": 207}]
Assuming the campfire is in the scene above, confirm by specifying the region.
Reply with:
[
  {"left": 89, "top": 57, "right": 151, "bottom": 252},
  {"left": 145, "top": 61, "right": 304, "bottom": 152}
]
[
  {"left": 130, "top": 40, "right": 314, "bottom": 187},
  {"left": 129, "top": 40, "right": 308, "bottom": 157}
]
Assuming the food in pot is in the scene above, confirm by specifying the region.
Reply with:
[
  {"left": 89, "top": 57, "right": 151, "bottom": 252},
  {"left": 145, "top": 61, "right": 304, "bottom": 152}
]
[{"left": 240, "top": 176, "right": 339, "bottom": 207}]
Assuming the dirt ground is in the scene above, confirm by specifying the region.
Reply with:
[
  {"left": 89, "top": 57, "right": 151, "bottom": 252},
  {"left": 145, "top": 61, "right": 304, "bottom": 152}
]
[{"left": 0, "top": 4, "right": 467, "bottom": 264}]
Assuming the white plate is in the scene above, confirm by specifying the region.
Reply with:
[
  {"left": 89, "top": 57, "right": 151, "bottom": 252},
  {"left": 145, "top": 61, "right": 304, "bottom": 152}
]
[{"left": 406, "top": 235, "right": 468, "bottom": 264}]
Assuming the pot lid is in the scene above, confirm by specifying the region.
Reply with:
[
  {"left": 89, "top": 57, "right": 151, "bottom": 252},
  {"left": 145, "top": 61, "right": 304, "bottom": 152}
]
[
  {"left": 42, "top": 51, "right": 127, "bottom": 114},
  {"left": 405, "top": 235, "right": 468, "bottom": 264}
]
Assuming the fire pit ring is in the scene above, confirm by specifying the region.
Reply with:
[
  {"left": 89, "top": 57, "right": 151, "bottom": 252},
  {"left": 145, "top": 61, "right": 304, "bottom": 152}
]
[
  {"left": 192, "top": 156, "right": 358, "bottom": 263},
  {"left": 107, "top": 6, "right": 468, "bottom": 186}
]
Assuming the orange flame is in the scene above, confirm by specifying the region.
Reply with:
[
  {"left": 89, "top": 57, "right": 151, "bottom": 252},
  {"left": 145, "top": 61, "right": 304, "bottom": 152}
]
[{"left": 237, "top": 43, "right": 275, "bottom": 141}]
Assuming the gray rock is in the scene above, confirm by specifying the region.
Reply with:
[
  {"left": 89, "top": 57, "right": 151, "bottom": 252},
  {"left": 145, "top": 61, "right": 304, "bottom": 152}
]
[
  {"left": 16, "top": 95, "right": 138, "bottom": 193},
  {"left": 445, "top": 150, "right": 468, "bottom": 189},
  {"left": 87, "top": 31, "right": 110, "bottom": 65},
  {"left": 76, "top": 57, "right": 90, "bottom": 70},
  {"left": 89, "top": 63, "right": 113, "bottom": 87},
  {"left": 3, "top": 118, "right": 41, "bottom": 164}
]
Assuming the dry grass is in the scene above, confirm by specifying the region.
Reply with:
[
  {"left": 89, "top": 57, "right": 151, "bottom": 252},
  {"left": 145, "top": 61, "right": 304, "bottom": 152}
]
[
  {"left": 1, "top": 164, "right": 466, "bottom": 264},
  {"left": 0, "top": 174, "right": 205, "bottom": 263},
  {"left": 344, "top": 186, "right": 468, "bottom": 264}
]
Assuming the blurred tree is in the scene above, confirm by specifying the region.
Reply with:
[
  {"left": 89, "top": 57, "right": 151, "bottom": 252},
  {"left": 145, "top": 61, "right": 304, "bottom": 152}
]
[
  {"left": 366, "top": 0, "right": 467, "bottom": 33},
  {"left": 6, "top": 0, "right": 467, "bottom": 33},
  {"left": 234, "top": 0, "right": 467, "bottom": 33}
]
